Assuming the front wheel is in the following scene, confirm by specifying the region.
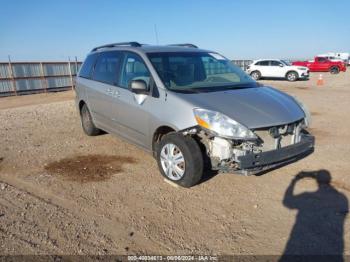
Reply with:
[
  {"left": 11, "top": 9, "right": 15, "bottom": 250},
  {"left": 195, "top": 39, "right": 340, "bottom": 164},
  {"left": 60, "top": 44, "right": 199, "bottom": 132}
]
[
  {"left": 156, "top": 133, "right": 203, "bottom": 188},
  {"left": 330, "top": 66, "right": 339, "bottom": 74},
  {"left": 286, "top": 71, "right": 298, "bottom": 82}
]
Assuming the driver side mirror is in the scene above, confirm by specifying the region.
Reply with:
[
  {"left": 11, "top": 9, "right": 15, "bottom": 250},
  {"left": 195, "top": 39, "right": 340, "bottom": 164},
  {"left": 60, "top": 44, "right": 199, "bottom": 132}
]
[
  {"left": 279, "top": 64, "right": 284, "bottom": 67},
  {"left": 129, "top": 80, "right": 149, "bottom": 95}
]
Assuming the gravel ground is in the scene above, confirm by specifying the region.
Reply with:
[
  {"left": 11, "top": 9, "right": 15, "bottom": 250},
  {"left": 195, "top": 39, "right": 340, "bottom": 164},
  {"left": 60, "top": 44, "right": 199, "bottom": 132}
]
[{"left": 0, "top": 71, "right": 349, "bottom": 256}]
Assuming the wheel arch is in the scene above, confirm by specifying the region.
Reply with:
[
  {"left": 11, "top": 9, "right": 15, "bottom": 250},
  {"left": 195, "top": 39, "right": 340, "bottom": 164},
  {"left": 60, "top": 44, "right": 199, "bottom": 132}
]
[
  {"left": 78, "top": 99, "right": 86, "bottom": 113},
  {"left": 329, "top": 65, "right": 340, "bottom": 71},
  {"left": 152, "top": 125, "right": 176, "bottom": 156},
  {"left": 250, "top": 70, "right": 261, "bottom": 75}
]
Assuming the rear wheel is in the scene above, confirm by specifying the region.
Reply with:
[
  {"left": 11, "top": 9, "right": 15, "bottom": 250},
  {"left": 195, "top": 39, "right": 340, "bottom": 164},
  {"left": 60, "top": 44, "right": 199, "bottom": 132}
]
[
  {"left": 330, "top": 66, "right": 339, "bottom": 74},
  {"left": 250, "top": 71, "right": 261, "bottom": 80},
  {"left": 286, "top": 71, "right": 298, "bottom": 82},
  {"left": 80, "top": 104, "right": 101, "bottom": 136},
  {"left": 156, "top": 133, "right": 203, "bottom": 188}
]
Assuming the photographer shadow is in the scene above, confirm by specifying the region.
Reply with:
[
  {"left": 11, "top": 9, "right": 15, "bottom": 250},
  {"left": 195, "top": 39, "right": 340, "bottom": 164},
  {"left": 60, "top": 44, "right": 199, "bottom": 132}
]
[{"left": 280, "top": 170, "right": 348, "bottom": 262}]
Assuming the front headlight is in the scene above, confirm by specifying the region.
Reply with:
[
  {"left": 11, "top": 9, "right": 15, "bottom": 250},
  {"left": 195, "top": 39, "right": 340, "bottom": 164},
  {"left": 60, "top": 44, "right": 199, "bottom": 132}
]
[
  {"left": 293, "top": 97, "right": 311, "bottom": 127},
  {"left": 193, "top": 108, "right": 257, "bottom": 140}
]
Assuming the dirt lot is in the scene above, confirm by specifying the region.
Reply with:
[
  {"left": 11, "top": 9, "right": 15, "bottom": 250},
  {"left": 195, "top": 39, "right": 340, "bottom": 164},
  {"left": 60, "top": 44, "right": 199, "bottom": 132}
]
[{"left": 0, "top": 72, "right": 349, "bottom": 256}]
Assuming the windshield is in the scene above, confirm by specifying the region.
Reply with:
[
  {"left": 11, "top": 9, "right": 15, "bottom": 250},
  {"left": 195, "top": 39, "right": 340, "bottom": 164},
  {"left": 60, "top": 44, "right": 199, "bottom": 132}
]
[
  {"left": 147, "top": 52, "right": 257, "bottom": 91},
  {"left": 281, "top": 60, "right": 291, "bottom": 66}
]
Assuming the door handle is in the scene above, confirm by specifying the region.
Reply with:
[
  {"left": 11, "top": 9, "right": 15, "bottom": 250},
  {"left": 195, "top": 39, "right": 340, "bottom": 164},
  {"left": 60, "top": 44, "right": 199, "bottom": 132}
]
[{"left": 106, "top": 87, "right": 120, "bottom": 98}]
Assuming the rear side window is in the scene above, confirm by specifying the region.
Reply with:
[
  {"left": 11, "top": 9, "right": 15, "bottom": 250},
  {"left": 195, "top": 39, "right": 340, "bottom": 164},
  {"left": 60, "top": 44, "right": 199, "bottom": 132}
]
[
  {"left": 256, "top": 61, "right": 269, "bottom": 66},
  {"left": 318, "top": 57, "right": 326, "bottom": 63},
  {"left": 93, "top": 51, "right": 122, "bottom": 85},
  {"left": 270, "top": 61, "right": 282, "bottom": 66},
  {"left": 79, "top": 54, "right": 98, "bottom": 78}
]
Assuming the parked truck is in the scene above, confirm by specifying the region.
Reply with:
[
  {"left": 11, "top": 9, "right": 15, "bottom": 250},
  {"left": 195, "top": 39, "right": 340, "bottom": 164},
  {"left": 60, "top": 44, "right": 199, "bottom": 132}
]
[{"left": 292, "top": 57, "right": 346, "bottom": 74}]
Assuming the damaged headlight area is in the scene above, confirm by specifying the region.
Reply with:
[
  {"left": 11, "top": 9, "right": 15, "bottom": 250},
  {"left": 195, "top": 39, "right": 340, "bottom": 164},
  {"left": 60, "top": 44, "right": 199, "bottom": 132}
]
[
  {"left": 190, "top": 118, "right": 314, "bottom": 175},
  {"left": 293, "top": 97, "right": 312, "bottom": 128},
  {"left": 193, "top": 108, "right": 257, "bottom": 140}
]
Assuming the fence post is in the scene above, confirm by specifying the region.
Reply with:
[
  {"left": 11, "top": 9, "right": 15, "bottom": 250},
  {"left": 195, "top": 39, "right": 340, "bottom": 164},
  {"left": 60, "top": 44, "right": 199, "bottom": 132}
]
[
  {"left": 75, "top": 56, "right": 78, "bottom": 74},
  {"left": 68, "top": 57, "right": 74, "bottom": 90},
  {"left": 40, "top": 62, "right": 48, "bottom": 93},
  {"left": 8, "top": 55, "right": 17, "bottom": 96}
]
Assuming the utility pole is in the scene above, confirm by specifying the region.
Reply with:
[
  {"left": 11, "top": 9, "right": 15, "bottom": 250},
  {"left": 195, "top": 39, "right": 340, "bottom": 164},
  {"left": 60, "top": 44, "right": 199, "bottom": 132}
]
[
  {"left": 39, "top": 62, "right": 48, "bottom": 93},
  {"left": 75, "top": 56, "right": 78, "bottom": 73},
  {"left": 8, "top": 55, "right": 17, "bottom": 96},
  {"left": 68, "top": 57, "right": 74, "bottom": 90}
]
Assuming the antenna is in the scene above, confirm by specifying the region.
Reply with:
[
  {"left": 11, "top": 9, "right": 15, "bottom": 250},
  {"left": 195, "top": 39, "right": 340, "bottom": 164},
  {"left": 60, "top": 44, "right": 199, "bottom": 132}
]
[{"left": 154, "top": 24, "right": 159, "bottom": 45}]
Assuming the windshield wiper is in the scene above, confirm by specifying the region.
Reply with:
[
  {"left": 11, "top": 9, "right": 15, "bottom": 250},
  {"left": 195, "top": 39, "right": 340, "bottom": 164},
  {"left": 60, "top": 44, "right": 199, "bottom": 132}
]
[
  {"left": 220, "top": 83, "right": 258, "bottom": 90},
  {"left": 169, "top": 88, "right": 202, "bottom": 94},
  {"left": 169, "top": 82, "right": 260, "bottom": 93},
  {"left": 196, "top": 83, "right": 258, "bottom": 92}
]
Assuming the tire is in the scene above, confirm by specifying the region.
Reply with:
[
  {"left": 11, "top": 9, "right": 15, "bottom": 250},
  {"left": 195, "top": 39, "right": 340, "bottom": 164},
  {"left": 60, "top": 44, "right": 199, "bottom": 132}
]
[
  {"left": 250, "top": 71, "right": 261, "bottom": 80},
  {"left": 330, "top": 66, "right": 339, "bottom": 74},
  {"left": 80, "top": 104, "right": 101, "bottom": 136},
  {"left": 156, "top": 133, "right": 203, "bottom": 188},
  {"left": 286, "top": 71, "right": 298, "bottom": 82}
]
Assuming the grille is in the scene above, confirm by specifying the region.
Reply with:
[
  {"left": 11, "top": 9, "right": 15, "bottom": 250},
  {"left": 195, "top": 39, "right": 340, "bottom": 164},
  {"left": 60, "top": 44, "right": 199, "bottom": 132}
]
[{"left": 254, "top": 130, "right": 294, "bottom": 151}]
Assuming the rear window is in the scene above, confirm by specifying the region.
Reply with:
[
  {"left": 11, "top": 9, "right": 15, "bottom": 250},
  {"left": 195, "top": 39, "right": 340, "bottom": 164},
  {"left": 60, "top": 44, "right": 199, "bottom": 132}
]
[
  {"left": 79, "top": 54, "right": 98, "bottom": 79},
  {"left": 92, "top": 51, "right": 122, "bottom": 85}
]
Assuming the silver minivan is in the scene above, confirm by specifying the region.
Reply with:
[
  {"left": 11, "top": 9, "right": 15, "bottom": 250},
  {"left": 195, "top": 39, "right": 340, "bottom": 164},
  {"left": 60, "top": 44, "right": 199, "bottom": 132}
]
[{"left": 75, "top": 42, "right": 314, "bottom": 187}]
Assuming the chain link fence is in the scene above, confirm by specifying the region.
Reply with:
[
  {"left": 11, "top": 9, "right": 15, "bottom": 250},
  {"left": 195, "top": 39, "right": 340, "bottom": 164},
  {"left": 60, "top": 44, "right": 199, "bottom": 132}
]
[{"left": 231, "top": 60, "right": 253, "bottom": 70}]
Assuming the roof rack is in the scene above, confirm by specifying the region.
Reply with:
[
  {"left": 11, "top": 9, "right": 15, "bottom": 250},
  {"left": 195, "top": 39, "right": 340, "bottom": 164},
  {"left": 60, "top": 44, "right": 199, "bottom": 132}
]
[
  {"left": 168, "top": 43, "right": 198, "bottom": 48},
  {"left": 91, "top": 42, "right": 142, "bottom": 52}
]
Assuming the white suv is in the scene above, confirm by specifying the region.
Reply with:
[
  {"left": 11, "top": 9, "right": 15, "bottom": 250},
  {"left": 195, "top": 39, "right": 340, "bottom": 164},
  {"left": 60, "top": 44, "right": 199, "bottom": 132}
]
[{"left": 246, "top": 59, "right": 309, "bottom": 82}]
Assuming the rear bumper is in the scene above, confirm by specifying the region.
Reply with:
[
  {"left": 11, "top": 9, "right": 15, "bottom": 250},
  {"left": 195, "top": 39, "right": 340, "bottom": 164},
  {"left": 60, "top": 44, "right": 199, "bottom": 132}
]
[{"left": 237, "top": 134, "right": 315, "bottom": 174}]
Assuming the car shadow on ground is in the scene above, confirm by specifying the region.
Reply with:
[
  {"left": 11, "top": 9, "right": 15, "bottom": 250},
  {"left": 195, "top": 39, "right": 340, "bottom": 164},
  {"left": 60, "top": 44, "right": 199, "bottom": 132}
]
[
  {"left": 198, "top": 169, "right": 219, "bottom": 185},
  {"left": 279, "top": 169, "right": 348, "bottom": 262},
  {"left": 259, "top": 77, "right": 309, "bottom": 82}
]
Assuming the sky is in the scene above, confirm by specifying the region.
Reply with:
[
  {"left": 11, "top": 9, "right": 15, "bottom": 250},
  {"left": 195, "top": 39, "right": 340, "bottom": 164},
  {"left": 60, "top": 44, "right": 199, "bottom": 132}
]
[{"left": 1, "top": 0, "right": 349, "bottom": 61}]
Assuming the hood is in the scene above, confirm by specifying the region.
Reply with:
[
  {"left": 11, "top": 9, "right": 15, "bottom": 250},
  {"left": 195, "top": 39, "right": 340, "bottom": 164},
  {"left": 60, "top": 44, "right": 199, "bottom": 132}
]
[
  {"left": 172, "top": 86, "right": 305, "bottom": 129},
  {"left": 289, "top": 65, "right": 308, "bottom": 70}
]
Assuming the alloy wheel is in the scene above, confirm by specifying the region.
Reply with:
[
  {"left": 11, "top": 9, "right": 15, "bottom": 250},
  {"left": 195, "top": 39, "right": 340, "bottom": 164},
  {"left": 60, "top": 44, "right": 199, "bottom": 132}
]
[
  {"left": 288, "top": 73, "right": 297, "bottom": 81},
  {"left": 252, "top": 72, "right": 259, "bottom": 80}
]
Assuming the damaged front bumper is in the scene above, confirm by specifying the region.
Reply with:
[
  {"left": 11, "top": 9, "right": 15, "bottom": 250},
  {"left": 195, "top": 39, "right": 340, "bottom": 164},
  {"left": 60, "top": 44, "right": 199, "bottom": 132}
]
[
  {"left": 235, "top": 134, "right": 314, "bottom": 175},
  {"left": 188, "top": 121, "right": 315, "bottom": 175}
]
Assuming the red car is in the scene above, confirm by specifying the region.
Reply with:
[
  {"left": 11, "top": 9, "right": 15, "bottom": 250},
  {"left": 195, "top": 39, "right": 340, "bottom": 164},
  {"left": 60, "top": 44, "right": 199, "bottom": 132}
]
[{"left": 292, "top": 56, "right": 346, "bottom": 74}]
